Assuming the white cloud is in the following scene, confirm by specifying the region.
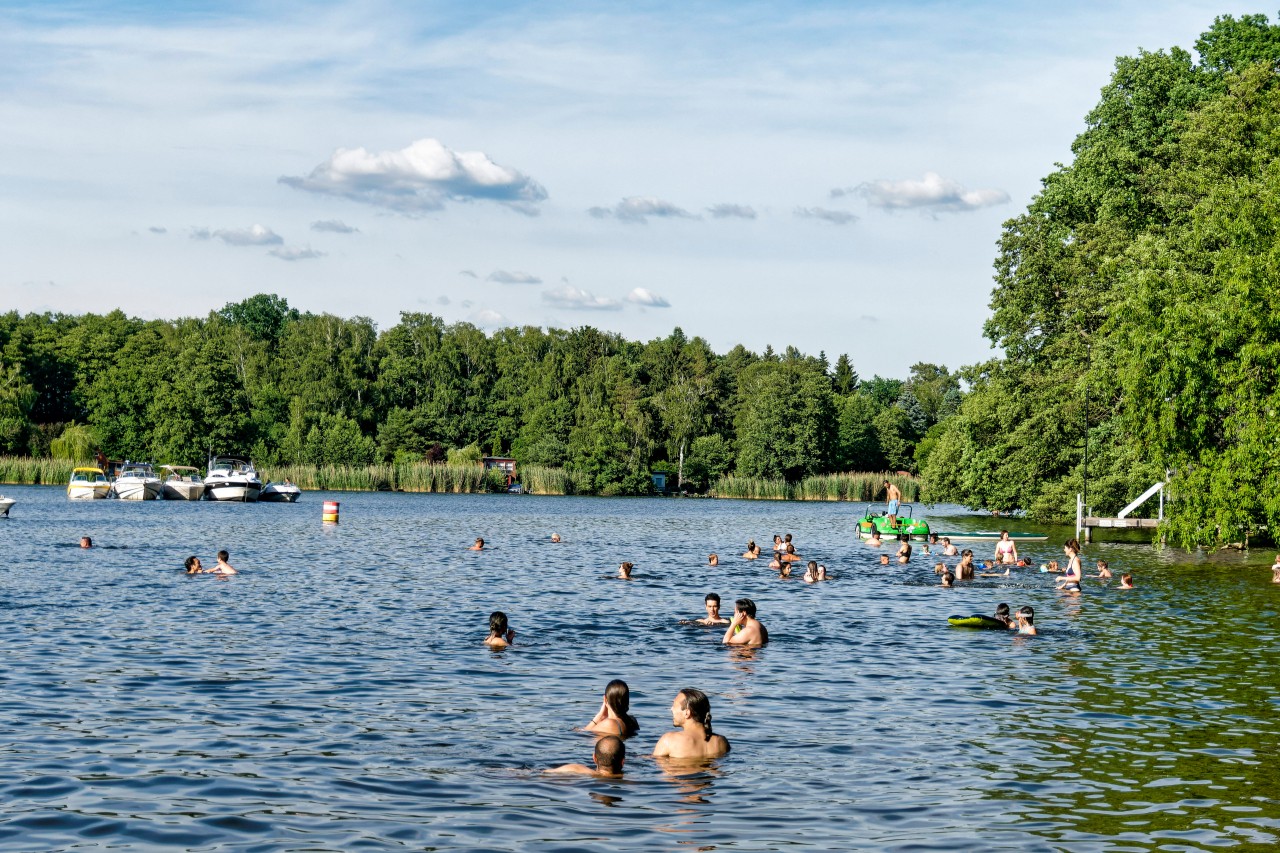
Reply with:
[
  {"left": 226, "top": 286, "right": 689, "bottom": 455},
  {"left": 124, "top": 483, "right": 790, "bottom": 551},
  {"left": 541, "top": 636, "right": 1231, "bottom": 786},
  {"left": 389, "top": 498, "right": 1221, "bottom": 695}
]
[
  {"left": 794, "top": 207, "right": 858, "bottom": 225},
  {"left": 849, "top": 172, "right": 1009, "bottom": 212},
  {"left": 706, "top": 203, "right": 757, "bottom": 220},
  {"left": 543, "top": 284, "right": 622, "bottom": 311},
  {"left": 191, "top": 224, "right": 284, "bottom": 246},
  {"left": 589, "top": 196, "right": 696, "bottom": 224},
  {"left": 269, "top": 245, "right": 325, "bottom": 261},
  {"left": 487, "top": 270, "right": 542, "bottom": 285},
  {"left": 311, "top": 219, "right": 359, "bottom": 234},
  {"left": 280, "top": 138, "right": 548, "bottom": 215},
  {"left": 149, "top": 226, "right": 167, "bottom": 234},
  {"left": 470, "top": 308, "right": 508, "bottom": 327},
  {"left": 626, "top": 287, "right": 670, "bottom": 307}
]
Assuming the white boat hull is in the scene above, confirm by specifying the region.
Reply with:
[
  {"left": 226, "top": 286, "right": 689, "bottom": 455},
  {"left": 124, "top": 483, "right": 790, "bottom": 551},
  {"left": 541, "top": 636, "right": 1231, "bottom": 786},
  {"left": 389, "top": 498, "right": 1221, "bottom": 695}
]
[
  {"left": 112, "top": 480, "right": 163, "bottom": 500},
  {"left": 0, "top": 497, "right": 13, "bottom": 517},
  {"left": 260, "top": 484, "right": 301, "bottom": 503},
  {"left": 205, "top": 483, "right": 261, "bottom": 502},
  {"left": 163, "top": 481, "right": 206, "bottom": 501},
  {"left": 68, "top": 484, "right": 110, "bottom": 500}
]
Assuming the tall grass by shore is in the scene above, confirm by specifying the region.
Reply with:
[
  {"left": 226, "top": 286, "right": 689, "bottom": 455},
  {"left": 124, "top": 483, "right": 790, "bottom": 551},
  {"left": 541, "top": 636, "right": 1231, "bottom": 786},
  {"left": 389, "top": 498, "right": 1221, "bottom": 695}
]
[
  {"left": 259, "top": 462, "right": 494, "bottom": 493},
  {"left": 712, "top": 471, "right": 920, "bottom": 502},
  {"left": 0, "top": 456, "right": 76, "bottom": 485}
]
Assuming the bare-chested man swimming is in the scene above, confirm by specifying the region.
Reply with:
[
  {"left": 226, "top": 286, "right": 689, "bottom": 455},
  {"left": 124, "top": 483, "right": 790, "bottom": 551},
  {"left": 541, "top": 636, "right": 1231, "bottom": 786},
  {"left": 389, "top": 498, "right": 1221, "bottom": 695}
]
[
  {"left": 547, "top": 735, "right": 625, "bottom": 777},
  {"left": 723, "top": 598, "right": 768, "bottom": 646},
  {"left": 692, "top": 592, "right": 730, "bottom": 625},
  {"left": 653, "top": 689, "right": 730, "bottom": 759}
]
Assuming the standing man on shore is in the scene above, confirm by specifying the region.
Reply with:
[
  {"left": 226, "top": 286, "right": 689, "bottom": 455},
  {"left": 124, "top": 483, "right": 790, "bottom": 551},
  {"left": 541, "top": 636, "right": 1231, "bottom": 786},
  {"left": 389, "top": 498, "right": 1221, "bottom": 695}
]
[{"left": 884, "top": 480, "right": 903, "bottom": 529}]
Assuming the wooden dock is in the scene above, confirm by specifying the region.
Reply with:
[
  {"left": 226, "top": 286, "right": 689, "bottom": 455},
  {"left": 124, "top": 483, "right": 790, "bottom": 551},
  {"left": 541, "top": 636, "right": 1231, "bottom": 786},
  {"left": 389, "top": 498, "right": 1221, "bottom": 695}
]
[{"left": 1080, "top": 516, "right": 1159, "bottom": 542}]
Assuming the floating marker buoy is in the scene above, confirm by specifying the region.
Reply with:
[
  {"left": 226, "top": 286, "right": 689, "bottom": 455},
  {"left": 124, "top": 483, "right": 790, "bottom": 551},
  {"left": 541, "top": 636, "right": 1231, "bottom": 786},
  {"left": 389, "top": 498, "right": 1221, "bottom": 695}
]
[{"left": 322, "top": 500, "right": 340, "bottom": 524}]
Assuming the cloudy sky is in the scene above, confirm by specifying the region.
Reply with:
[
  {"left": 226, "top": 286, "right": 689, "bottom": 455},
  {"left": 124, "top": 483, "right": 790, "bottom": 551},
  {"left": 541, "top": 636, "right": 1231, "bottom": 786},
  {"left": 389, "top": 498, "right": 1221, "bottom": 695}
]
[{"left": 1, "top": 1, "right": 1261, "bottom": 378}]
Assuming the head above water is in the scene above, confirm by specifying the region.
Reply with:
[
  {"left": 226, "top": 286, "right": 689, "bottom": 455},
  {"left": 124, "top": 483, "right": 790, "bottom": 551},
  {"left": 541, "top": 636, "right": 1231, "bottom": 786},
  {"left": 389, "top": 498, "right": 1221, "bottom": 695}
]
[
  {"left": 488, "top": 611, "right": 508, "bottom": 635},
  {"left": 675, "top": 688, "right": 715, "bottom": 740},
  {"left": 1064, "top": 538, "right": 1081, "bottom": 555},
  {"left": 80, "top": 536, "right": 92, "bottom": 548},
  {"left": 593, "top": 735, "right": 626, "bottom": 773},
  {"left": 184, "top": 556, "right": 201, "bottom": 572},
  {"left": 550, "top": 533, "right": 561, "bottom": 542},
  {"left": 217, "top": 550, "right": 229, "bottom": 562},
  {"left": 1016, "top": 606, "right": 1035, "bottom": 624},
  {"left": 734, "top": 598, "right": 756, "bottom": 618},
  {"left": 704, "top": 592, "right": 721, "bottom": 606},
  {"left": 995, "top": 603, "right": 1010, "bottom": 617}
]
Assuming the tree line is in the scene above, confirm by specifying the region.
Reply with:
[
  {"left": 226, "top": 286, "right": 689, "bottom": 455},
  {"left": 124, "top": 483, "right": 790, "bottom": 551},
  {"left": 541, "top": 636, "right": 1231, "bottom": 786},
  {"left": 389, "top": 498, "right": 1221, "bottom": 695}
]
[
  {"left": 0, "top": 294, "right": 959, "bottom": 496},
  {"left": 922, "top": 12, "right": 1280, "bottom": 545}
]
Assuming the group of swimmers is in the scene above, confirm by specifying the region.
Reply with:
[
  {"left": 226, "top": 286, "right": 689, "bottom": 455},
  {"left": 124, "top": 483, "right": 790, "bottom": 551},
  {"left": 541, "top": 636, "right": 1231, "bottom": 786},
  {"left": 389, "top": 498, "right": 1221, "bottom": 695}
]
[
  {"left": 543, "top": 680, "right": 730, "bottom": 777},
  {"left": 183, "top": 550, "right": 238, "bottom": 575}
]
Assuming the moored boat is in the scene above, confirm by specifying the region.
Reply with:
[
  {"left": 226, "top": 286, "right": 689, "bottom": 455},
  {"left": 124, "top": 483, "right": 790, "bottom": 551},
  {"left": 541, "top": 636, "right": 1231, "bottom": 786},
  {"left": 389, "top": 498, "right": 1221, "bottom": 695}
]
[
  {"left": 68, "top": 467, "right": 111, "bottom": 500},
  {"left": 0, "top": 495, "right": 14, "bottom": 517},
  {"left": 110, "top": 462, "right": 164, "bottom": 500},
  {"left": 932, "top": 530, "right": 1048, "bottom": 542},
  {"left": 204, "top": 456, "right": 262, "bottom": 502},
  {"left": 856, "top": 502, "right": 930, "bottom": 539},
  {"left": 160, "top": 465, "right": 206, "bottom": 501},
  {"left": 260, "top": 480, "right": 301, "bottom": 503}
]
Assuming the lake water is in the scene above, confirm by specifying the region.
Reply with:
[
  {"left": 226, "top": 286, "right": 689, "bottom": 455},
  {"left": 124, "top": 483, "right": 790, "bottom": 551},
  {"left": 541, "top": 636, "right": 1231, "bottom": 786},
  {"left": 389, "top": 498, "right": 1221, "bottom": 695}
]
[{"left": 1, "top": 485, "right": 1278, "bottom": 851}]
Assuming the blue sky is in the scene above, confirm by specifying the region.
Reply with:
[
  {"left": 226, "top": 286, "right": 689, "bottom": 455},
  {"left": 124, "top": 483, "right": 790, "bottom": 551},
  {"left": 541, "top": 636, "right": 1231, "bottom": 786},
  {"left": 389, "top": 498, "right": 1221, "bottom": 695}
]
[{"left": 0, "top": 1, "right": 1264, "bottom": 377}]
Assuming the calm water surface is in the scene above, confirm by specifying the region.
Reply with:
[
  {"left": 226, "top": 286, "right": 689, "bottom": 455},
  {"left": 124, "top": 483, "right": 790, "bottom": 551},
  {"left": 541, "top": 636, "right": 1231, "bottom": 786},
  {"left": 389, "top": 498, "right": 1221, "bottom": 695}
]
[{"left": 1, "top": 486, "right": 1278, "bottom": 851}]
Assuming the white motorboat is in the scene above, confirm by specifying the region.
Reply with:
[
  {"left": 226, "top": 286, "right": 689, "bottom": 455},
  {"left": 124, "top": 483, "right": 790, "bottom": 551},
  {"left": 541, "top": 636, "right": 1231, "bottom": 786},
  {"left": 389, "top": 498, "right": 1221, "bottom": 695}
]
[
  {"left": 205, "top": 456, "right": 262, "bottom": 502},
  {"left": 260, "top": 480, "right": 302, "bottom": 503},
  {"left": 68, "top": 467, "right": 111, "bottom": 500},
  {"left": 160, "top": 465, "right": 206, "bottom": 501},
  {"left": 0, "top": 495, "right": 14, "bottom": 517},
  {"left": 110, "top": 462, "right": 164, "bottom": 500}
]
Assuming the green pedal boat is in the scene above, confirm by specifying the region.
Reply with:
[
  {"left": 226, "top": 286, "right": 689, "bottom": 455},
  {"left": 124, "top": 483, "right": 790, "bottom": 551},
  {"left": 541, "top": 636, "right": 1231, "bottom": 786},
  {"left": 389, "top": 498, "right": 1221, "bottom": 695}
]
[{"left": 856, "top": 503, "right": 930, "bottom": 538}]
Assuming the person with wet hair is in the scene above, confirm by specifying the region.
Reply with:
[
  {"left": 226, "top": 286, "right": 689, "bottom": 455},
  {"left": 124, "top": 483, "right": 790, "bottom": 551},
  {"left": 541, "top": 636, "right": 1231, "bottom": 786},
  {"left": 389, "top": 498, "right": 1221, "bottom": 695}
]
[
  {"left": 484, "top": 611, "right": 515, "bottom": 648},
  {"left": 768, "top": 551, "right": 783, "bottom": 569},
  {"left": 879, "top": 554, "right": 891, "bottom": 566},
  {"left": 80, "top": 536, "right": 93, "bottom": 549},
  {"left": 941, "top": 571, "right": 955, "bottom": 588},
  {"left": 617, "top": 561, "right": 634, "bottom": 580},
  {"left": 742, "top": 540, "right": 760, "bottom": 560},
  {"left": 708, "top": 553, "right": 719, "bottom": 567},
  {"left": 994, "top": 530, "right": 1018, "bottom": 565},
  {"left": 723, "top": 598, "right": 767, "bottom": 646},
  {"left": 866, "top": 529, "right": 883, "bottom": 547},
  {"left": 548, "top": 734, "right": 626, "bottom": 777},
  {"left": 803, "top": 560, "right": 820, "bottom": 583},
  {"left": 1119, "top": 573, "right": 1135, "bottom": 589},
  {"left": 653, "top": 688, "right": 730, "bottom": 759},
  {"left": 896, "top": 535, "right": 912, "bottom": 564},
  {"left": 1015, "top": 606, "right": 1037, "bottom": 635},
  {"left": 941, "top": 537, "right": 959, "bottom": 557},
  {"left": 1058, "top": 539, "right": 1083, "bottom": 593},
  {"left": 469, "top": 537, "right": 485, "bottom": 551},
  {"left": 211, "top": 550, "right": 237, "bottom": 575},
  {"left": 1091, "top": 559, "right": 1112, "bottom": 579},
  {"left": 585, "top": 679, "right": 640, "bottom": 739},
  {"left": 955, "top": 549, "right": 975, "bottom": 580},
  {"left": 184, "top": 556, "right": 205, "bottom": 574},
  {"left": 693, "top": 593, "right": 730, "bottom": 625},
  {"left": 993, "top": 602, "right": 1014, "bottom": 629}
]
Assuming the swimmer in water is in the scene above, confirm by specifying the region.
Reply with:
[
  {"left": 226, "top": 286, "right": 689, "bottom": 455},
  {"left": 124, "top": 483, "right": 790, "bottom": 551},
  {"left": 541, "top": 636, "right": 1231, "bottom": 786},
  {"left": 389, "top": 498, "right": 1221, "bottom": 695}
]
[
  {"left": 584, "top": 680, "right": 640, "bottom": 739},
  {"left": 867, "top": 529, "right": 883, "bottom": 547},
  {"left": 768, "top": 551, "right": 783, "bottom": 569},
  {"left": 993, "top": 602, "right": 1014, "bottom": 629},
  {"left": 803, "top": 560, "right": 819, "bottom": 583},
  {"left": 80, "top": 536, "right": 92, "bottom": 549},
  {"left": 184, "top": 556, "right": 205, "bottom": 574},
  {"left": 708, "top": 553, "right": 719, "bottom": 567},
  {"left": 210, "top": 550, "right": 237, "bottom": 575},
  {"left": 994, "top": 530, "right": 1018, "bottom": 565},
  {"left": 818, "top": 564, "right": 828, "bottom": 580},
  {"left": 692, "top": 593, "right": 730, "bottom": 625},
  {"left": 1272, "top": 555, "right": 1280, "bottom": 583},
  {"left": 781, "top": 543, "right": 801, "bottom": 563},
  {"left": 924, "top": 533, "right": 938, "bottom": 556},
  {"left": 484, "top": 611, "right": 515, "bottom": 647},
  {"left": 1091, "top": 559, "right": 1112, "bottom": 579},
  {"left": 1014, "top": 606, "right": 1037, "bottom": 635},
  {"left": 941, "top": 537, "right": 958, "bottom": 557},
  {"left": 653, "top": 688, "right": 731, "bottom": 760},
  {"left": 550, "top": 533, "right": 561, "bottom": 543},
  {"left": 1057, "top": 539, "right": 1083, "bottom": 593},
  {"left": 617, "top": 561, "right": 634, "bottom": 580},
  {"left": 772, "top": 534, "right": 784, "bottom": 552},
  {"left": 547, "top": 735, "right": 625, "bottom": 777},
  {"left": 469, "top": 537, "right": 485, "bottom": 551},
  {"left": 896, "top": 535, "right": 912, "bottom": 564},
  {"left": 934, "top": 562, "right": 947, "bottom": 575},
  {"left": 723, "top": 598, "right": 768, "bottom": 646},
  {"left": 879, "top": 554, "right": 890, "bottom": 565},
  {"left": 955, "top": 550, "right": 975, "bottom": 580},
  {"left": 778, "top": 562, "right": 792, "bottom": 578},
  {"left": 941, "top": 571, "right": 955, "bottom": 588},
  {"left": 1118, "top": 573, "right": 1134, "bottom": 589},
  {"left": 742, "top": 541, "right": 760, "bottom": 560}
]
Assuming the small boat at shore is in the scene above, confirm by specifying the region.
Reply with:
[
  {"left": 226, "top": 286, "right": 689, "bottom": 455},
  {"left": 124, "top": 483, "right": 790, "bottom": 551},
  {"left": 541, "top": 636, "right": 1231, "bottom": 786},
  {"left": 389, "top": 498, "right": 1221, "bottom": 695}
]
[
  {"left": 160, "top": 465, "right": 205, "bottom": 501},
  {"left": 856, "top": 503, "right": 930, "bottom": 539},
  {"left": 0, "top": 495, "right": 14, "bottom": 517},
  {"left": 111, "top": 462, "right": 163, "bottom": 500},
  {"left": 933, "top": 531, "right": 1048, "bottom": 542},
  {"left": 68, "top": 467, "right": 111, "bottom": 500},
  {"left": 205, "top": 456, "right": 262, "bottom": 502},
  {"left": 260, "top": 481, "right": 301, "bottom": 503}
]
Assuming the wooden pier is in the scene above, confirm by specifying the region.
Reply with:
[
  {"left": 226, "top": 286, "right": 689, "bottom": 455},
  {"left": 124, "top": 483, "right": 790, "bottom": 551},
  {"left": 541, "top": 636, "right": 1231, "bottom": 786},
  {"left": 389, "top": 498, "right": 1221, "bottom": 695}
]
[{"left": 1076, "top": 483, "right": 1165, "bottom": 543}]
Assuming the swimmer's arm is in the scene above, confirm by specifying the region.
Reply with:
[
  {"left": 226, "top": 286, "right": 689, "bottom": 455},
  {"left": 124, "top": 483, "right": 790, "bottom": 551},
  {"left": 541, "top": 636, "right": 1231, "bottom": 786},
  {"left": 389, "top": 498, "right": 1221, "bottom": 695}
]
[{"left": 546, "top": 763, "right": 595, "bottom": 775}]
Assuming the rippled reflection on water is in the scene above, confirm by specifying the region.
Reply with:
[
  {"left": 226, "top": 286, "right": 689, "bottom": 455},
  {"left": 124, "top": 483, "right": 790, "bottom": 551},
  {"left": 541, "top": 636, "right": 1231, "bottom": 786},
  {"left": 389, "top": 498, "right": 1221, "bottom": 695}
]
[{"left": 1, "top": 486, "right": 1278, "bottom": 851}]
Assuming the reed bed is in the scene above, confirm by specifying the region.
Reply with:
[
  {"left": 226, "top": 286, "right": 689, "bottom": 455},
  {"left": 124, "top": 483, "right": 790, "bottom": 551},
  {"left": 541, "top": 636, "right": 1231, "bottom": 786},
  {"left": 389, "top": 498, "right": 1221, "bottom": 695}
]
[
  {"left": 0, "top": 456, "right": 76, "bottom": 485},
  {"left": 713, "top": 471, "right": 921, "bottom": 502},
  {"left": 259, "top": 461, "right": 498, "bottom": 493}
]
